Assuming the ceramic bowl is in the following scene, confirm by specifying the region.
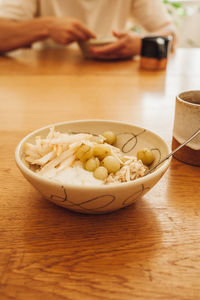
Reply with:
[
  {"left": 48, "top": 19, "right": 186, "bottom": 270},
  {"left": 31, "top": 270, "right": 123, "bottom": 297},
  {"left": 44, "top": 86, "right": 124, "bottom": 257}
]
[
  {"left": 15, "top": 120, "right": 171, "bottom": 214},
  {"left": 78, "top": 37, "right": 117, "bottom": 58}
]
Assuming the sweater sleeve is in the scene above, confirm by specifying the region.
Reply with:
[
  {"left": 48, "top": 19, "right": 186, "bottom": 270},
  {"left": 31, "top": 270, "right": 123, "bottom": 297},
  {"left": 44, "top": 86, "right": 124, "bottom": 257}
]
[
  {"left": 130, "top": 0, "right": 172, "bottom": 32},
  {"left": 0, "top": 0, "right": 37, "bottom": 21}
]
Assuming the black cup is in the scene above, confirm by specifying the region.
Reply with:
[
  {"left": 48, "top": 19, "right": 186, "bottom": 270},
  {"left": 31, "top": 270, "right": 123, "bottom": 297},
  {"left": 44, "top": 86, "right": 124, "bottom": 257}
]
[{"left": 140, "top": 36, "right": 171, "bottom": 70}]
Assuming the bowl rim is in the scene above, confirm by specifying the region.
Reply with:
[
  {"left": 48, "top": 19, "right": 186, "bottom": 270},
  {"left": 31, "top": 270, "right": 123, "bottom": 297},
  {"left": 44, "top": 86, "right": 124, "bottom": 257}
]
[{"left": 15, "top": 119, "right": 171, "bottom": 191}]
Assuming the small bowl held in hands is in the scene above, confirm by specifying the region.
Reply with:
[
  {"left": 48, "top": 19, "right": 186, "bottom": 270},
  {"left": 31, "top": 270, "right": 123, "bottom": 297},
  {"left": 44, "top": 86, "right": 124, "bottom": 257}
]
[
  {"left": 15, "top": 120, "right": 171, "bottom": 214},
  {"left": 78, "top": 37, "right": 117, "bottom": 58}
]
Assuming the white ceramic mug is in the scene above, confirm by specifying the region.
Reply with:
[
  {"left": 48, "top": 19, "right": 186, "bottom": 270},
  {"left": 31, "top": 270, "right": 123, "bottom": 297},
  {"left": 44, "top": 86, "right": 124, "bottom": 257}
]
[{"left": 172, "top": 90, "right": 200, "bottom": 166}]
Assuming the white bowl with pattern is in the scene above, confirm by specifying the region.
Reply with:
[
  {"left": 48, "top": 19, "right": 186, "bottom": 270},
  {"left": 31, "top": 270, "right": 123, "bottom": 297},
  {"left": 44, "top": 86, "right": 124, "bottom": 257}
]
[{"left": 15, "top": 120, "right": 171, "bottom": 214}]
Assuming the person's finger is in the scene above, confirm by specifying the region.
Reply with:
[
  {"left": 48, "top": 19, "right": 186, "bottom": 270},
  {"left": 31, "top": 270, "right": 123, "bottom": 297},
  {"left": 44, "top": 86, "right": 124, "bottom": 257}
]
[
  {"left": 112, "top": 31, "right": 126, "bottom": 39},
  {"left": 89, "top": 40, "right": 125, "bottom": 55},
  {"left": 74, "top": 21, "right": 96, "bottom": 39},
  {"left": 68, "top": 26, "right": 88, "bottom": 41},
  {"left": 90, "top": 45, "right": 134, "bottom": 60}
]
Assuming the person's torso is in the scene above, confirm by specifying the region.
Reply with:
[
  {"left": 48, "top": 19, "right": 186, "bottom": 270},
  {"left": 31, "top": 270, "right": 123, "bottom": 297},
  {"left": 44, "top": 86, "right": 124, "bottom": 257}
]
[{"left": 37, "top": 0, "right": 133, "bottom": 36}]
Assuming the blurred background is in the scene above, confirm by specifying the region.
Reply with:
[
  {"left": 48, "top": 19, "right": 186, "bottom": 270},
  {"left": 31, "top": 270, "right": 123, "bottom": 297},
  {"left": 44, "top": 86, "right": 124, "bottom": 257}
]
[
  {"left": 132, "top": 0, "right": 200, "bottom": 48},
  {"left": 163, "top": 0, "right": 200, "bottom": 47}
]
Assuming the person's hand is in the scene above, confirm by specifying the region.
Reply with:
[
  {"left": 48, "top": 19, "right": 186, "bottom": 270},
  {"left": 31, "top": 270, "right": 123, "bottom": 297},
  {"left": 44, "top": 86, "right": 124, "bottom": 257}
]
[
  {"left": 46, "top": 17, "right": 96, "bottom": 45},
  {"left": 89, "top": 31, "right": 142, "bottom": 60}
]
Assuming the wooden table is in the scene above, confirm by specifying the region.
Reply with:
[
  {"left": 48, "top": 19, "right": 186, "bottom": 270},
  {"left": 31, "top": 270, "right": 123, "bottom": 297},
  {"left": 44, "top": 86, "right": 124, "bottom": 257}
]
[{"left": 0, "top": 47, "right": 200, "bottom": 300}]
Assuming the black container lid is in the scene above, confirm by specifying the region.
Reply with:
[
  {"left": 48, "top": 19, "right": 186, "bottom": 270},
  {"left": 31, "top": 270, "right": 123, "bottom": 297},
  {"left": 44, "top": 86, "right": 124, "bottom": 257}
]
[{"left": 141, "top": 36, "right": 171, "bottom": 59}]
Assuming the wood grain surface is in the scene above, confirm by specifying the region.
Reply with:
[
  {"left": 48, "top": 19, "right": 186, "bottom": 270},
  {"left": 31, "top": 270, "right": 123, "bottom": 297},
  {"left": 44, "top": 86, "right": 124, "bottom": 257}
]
[{"left": 0, "top": 47, "right": 200, "bottom": 300}]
